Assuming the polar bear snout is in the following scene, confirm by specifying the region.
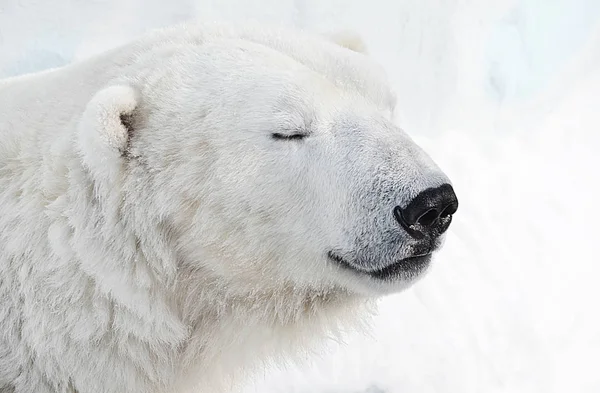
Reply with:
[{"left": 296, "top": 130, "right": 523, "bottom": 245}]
[{"left": 393, "top": 184, "right": 458, "bottom": 240}]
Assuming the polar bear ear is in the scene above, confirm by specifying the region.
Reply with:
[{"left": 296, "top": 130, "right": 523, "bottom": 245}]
[
  {"left": 325, "top": 30, "right": 368, "bottom": 54},
  {"left": 77, "top": 85, "right": 140, "bottom": 184}
]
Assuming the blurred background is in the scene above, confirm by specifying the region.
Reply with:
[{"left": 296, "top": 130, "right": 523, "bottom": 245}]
[{"left": 1, "top": 1, "right": 599, "bottom": 392}]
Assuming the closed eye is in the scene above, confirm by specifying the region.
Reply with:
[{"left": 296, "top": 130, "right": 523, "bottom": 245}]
[{"left": 271, "top": 132, "right": 308, "bottom": 141}]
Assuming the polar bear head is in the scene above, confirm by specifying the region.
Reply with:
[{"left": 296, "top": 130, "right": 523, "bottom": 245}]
[{"left": 78, "top": 27, "right": 458, "bottom": 299}]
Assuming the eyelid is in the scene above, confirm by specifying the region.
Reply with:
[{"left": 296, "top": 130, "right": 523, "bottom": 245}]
[{"left": 271, "top": 131, "right": 309, "bottom": 140}]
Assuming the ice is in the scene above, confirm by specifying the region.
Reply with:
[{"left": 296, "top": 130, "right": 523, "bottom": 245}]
[{"left": 1, "top": 1, "right": 599, "bottom": 392}]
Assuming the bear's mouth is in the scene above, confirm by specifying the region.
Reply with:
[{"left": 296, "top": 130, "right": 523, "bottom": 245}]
[{"left": 327, "top": 251, "right": 431, "bottom": 281}]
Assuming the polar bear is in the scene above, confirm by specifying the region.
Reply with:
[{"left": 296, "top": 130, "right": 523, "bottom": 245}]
[{"left": 0, "top": 22, "right": 458, "bottom": 393}]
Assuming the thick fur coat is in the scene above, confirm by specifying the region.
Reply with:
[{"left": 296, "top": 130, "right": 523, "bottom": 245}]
[{"left": 0, "top": 22, "right": 451, "bottom": 393}]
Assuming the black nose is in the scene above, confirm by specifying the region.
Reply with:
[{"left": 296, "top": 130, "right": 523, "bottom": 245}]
[{"left": 393, "top": 184, "right": 458, "bottom": 239}]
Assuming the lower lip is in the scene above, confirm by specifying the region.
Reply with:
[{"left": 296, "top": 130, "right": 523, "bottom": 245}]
[
  {"left": 329, "top": 253, "right": 432, "bottom": 281},
  {"left": 370, "top": 254, "right": 432, "bottom": 280}
]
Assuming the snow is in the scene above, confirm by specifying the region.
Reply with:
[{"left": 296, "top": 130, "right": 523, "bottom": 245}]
[{"left": 1, "top": 1, "right": 599, "bottom": 392}]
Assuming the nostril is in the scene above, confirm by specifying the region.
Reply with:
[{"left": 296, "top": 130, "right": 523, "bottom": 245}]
[
  {"left": 440, "top": 200, "right": 458, "bottom": 219},
  {"left": 417, "top": 209, "right": 440, "bottom": 227},
  {"left": 394, "top": 184, "right": 458, "bottom": 239}
]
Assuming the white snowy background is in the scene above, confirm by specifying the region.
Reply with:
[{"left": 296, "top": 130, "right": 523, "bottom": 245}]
[{"left": 1, "top": 1, "right": 599, "bottom": 392}]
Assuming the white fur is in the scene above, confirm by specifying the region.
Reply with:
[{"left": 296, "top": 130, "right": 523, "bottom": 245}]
[
  {"left": 326, "top": 30, "right": 368, "bottom": 53},
  {"left": 0, "top": 22, "right": 450, "bottom": 393}
]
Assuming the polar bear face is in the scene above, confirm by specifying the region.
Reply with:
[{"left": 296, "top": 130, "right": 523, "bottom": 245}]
[{"left": 81, "top": 37, "right": 457, "bottom": 298}]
